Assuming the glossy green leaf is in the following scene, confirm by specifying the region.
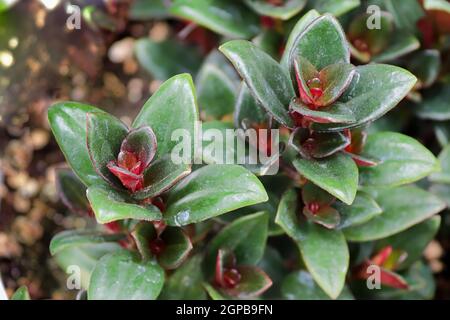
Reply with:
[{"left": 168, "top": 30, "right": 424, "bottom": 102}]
[
  {"left": 133, "top": 74, "right": 199, "bottom": 160},
  {"left": 281, "top": 271, "right": 354, "bottom": 300},
  {"left": 359, "top": 132, "right": 439, "bottom": 187},
  {"left": 48, "top": 102, "right": 107, "bottom": 186},
  {"left": 160, "top": 255, "right": 207, "bottom": 300},
  {"left": 170, "top": 0, "right": 260, "bottom": 38},
  {"left": 196, "top": 64, "right": 236, "bottom": 119},
  {"left": 303, "top": 206, "right": 341, "bottom": 229},
  {"left": 313, "top": 64, "right": 417, "bottom": 131},
  {"left": 205, "top": 211, "right": 268, "bottom": 274},
  {"left": 275, "top": 189, "right": 304, "bottom": 241},
  {"left": 292, "top": 153, "right": 358, "bottom": 205},
  {"left": 289, "top": 14, "right": 350, "bottom": 71},
  {"left": 244, "top": 0, "right": 307, "bottom": 20},
  {"left": 290, "top": 100, "right": 356, "bottom": 124},
  {"left": 301, "top": 182, "right": 334, "bottom": 206},
  {"left": 335, "top": 192, "right": 382, "bottom": 229},
  {"left": 220, "top": 40, "right": 295, "bottom": 127},
  {"left": 281, "top": 9, "right": 320, "bottom": 70},
  {"left": 309, "top": 0, "right": 360, "bottom": 17},
  {"left": 133, "top": 154, "right": 191, "bottom": 200},
  {"left": 50, "top": 230, "right": 124, "bottom": 256},
  {"left": 344, "top": 186, "right": 446, "bottom": 241},
  {"left": 88, "top": 250, "right": 164, "bottom": 300},
  {"left": 129, "top": 0, "right": 169, "bottom": 20},
  {"left": 86, "top": 112, "right": 129, "bottom": 187},
  {"left": 54, "top": 242, "right": 121, "bottom": 289},
  {"left": 55, "top": 168, "right": 90, "bottom": 215},
  {"left": 11, "top": 286, "right": 30, "bottom": 300},
  {"left": 297, "top": 222, "right": 349, "bottom": 299},
  {"left": 376, "top": 216, "right": 441, "bottom": 270},
  {"left": 408, "top": 50, "right": 440, "bottom": 88},
  {"left": 415, "top": 84, "right": 450, "bottom": 121},
  {"left": 86, "top": 185, "right": 162, "bottom": 224},
  {"left": 135, "top": 39, "right": 201, "bottom": 81},
  {"left": 234, "top": 82, "right": 267, "bottom": 129},
  {"left": 164, "top": 165, "right": 268, "bottom": 226}
]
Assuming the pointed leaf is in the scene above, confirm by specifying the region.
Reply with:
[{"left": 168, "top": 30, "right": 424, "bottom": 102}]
[
  {"left": 303, "top": 206, "right": 340, "bottom": 229},
  {"left": 220, "top": 40, "right": 295, "bottom": 127},
  {"left": 50, "top": 230, "right": 124, "bottom": 256},
  {"left": 206, "top": 211, "right": 268, "bottom": 274},
  {"left": 11, "top": 286, "right": 30, "bottom": 300},
  {"left": 290, "top": 129, "right": 350, "bottom": 158},
  {"left": 359, "top": 132, "right": 439, "bottom": 187},
  {"left": 244, "top": 0, "right": 306, "bottom": 20},
  {"left": 86, "top": 185, "right": 162, "bottom": 224},
  {"left": 120, "top": 126, "right": 157, "bottom": 170},
  {"left": 344, "top": 186, "right": 446, "bottom": 241},
  {"left": 164, "top": 165, "right": 268, "bottom": 226},
  {"left": 288, "top": 14, "right": 350, "bottom": 71},
  {"left": 132, "top": 74, "right": 199, "bottom": 160},
  {"left": 135, "top": 39, "right": 201, "bottom": 81},
  {"left": 170, "top": 0, "right": 260, "bottom": 38},
  {"left": 313, "top": 64, "right": 417, "bottom": 131},
  {"left": 48, "top": 102, "right": 107, "bottom": 186},
  {"left": 275, "top": 189, "right": 304, "bottom": 241},
  {"left": 336, "top": 192, "right": 382, "bottom": 229},
  {"left": 282, "top": 271, "right": 354, "bottom": 300},
  {"left": 55, "top": 168, "right": 90, "bottom": 215},
  {"left": 292, "top": 153, "right": 358, "bottom": 205},
  {"left": 86, "top": 112, "right": 129, "bottom": 187},
  {"left": 223, "top": 266, "right": 272, "bottom": 298},
  {"left": 88, "top": 251, "right": 164, "bottom": 300}
]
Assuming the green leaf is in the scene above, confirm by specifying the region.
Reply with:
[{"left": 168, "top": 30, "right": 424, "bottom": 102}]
[
  {"left": 133, "top": 74, "right": 199, "bottom": 160},
  {"left": 275, "top": 189, "right": 350, "bottom": 299},
  {"left": 408, "top": 50, "right": 441, "bottom": 88},
  {"left": 86, "top": 185, "right": 162, "bottom": 224},
  {"left": 48, "top": 102, "right": 107, "bottom": 186},
  {"left": 292, "top": 153, "right": 358, "bottom": 205},
  {"left": 88, "top": 250, "right": 164, "bottom": 300},
  {"left": 55, "top": 168, "right": 90, "bottom": 215},
  {"left": 281, "top": 9, "right": 321, "bottom": 70},
  {"left": 11, "top": 286, "right": 30, "bottom": 300},
  {"left": 252, "top": 29, "right": 284, "bottom": 60},
  {"left": 344, "top": 186, "right": 446, "bottom": 241},
  {"left": 203, "top": 282, "right": 226, "bottom": 300},
  {"left": 164, "top": 165, "right": 268, "bottom": 226},
  {"left": 309, "top": 0, "right": 360, "bottom": 17},
  {"left": 297, "top": 222, "right": 349, "bottom": 299},
  {"left": 205, "top": 211, "right": 268, "bottom": 274},
  {"left": 234, "top": 83, "right": 267, "bottom": 129},
  {"left": 431, "top": 144, "right": 450, "bottom": 183},
  {"left": 50, "top": 230, "right": 124, "bottom": 256},
  {"left": 303, "top": 206, "right": 341, "bottom": 229},
  {"left": 375, "top": 216, "right": 441, "bottom": 270},
  {"left": 133, "top": 154, "right": 191, "bottom": 200},
  {"left": 129, "top": 0, "right": 169, "bottom": 20},
  {"left": 336, "top": 192, "right": 382, "bottom": 229},
  {"left": 359, "top": 132, "right": 439, "bottom": 187},
  {"left": 434, "top": 123, "right": 450, "bottom": 148},
  {"left": 160, "top": 255, "right": 207, "bottom": 299},
  {"left": 135, "top": 39, "right": 201, "bottom": 81},
  {"left": 301, "top": 182, "right": 334, "bottom": 206},
  {"left": 132, "top": 223, "right": 192, "bottom": 270},
  {"left": 86, "top": 112, "right": 129, "bottom": 187},
  {"left": 170, "top": 0, "right": 260, "bottom": 38},
  {"left": 288, "top": 14, "right": 350, "bottom": 71},
  {"left": 385, "top": 0, "right": 424, "bottom": 33},
  {"left": 290, "top": 100, "right": 356, "bottom": 124},
  {"left": 415, "top": 84, "right": 450, "bottom": 121},
  {"left": 54, "top": 242, "right": 121, "bottom": 289},
  {"left": 196, "top": 64, "right": 236, "bottom": 119},
  {"left": 244, "top": 0, "right": 307, "bottom": 20},
  {"left": 281, "top": 271, "right": 354, "bottom": 300},
  {"left": 313, "top": 64, "right": 417, "bottom": 131},
  {"left": 372, "top": 32, "right": 420, "bottom": 63},
  {"left": 220, "top": 40, "right": 295, "bottom": 127}
]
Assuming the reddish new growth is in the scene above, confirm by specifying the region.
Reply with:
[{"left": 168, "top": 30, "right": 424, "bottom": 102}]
[
  {"left": 266, "top": 0, "right": 284, "bottom": 5},
  {"left": 307, "top": 201, "right": 320, "bottom": 214},
  {"left": 107, "top": 149, "right": 145, "bottom": 192},
  {"left": 222, "top": 268, "right": 242, "bottom": 289},
  {"left": 306, "top": 77, "right": 323, "bottom": 101},
  {"left": 149, "top": 237, "right": 166, "bottom": 256},
  {"left": 215, "top": 251, "right": 241, "bottom": 290},
  {"left": 352, "top": 38, "right": 369, "bottom": 53}
]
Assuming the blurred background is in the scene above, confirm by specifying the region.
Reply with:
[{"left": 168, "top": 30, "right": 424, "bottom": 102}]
[{"left": 0, "top": 0, "right": 450, "bottom": 299}]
